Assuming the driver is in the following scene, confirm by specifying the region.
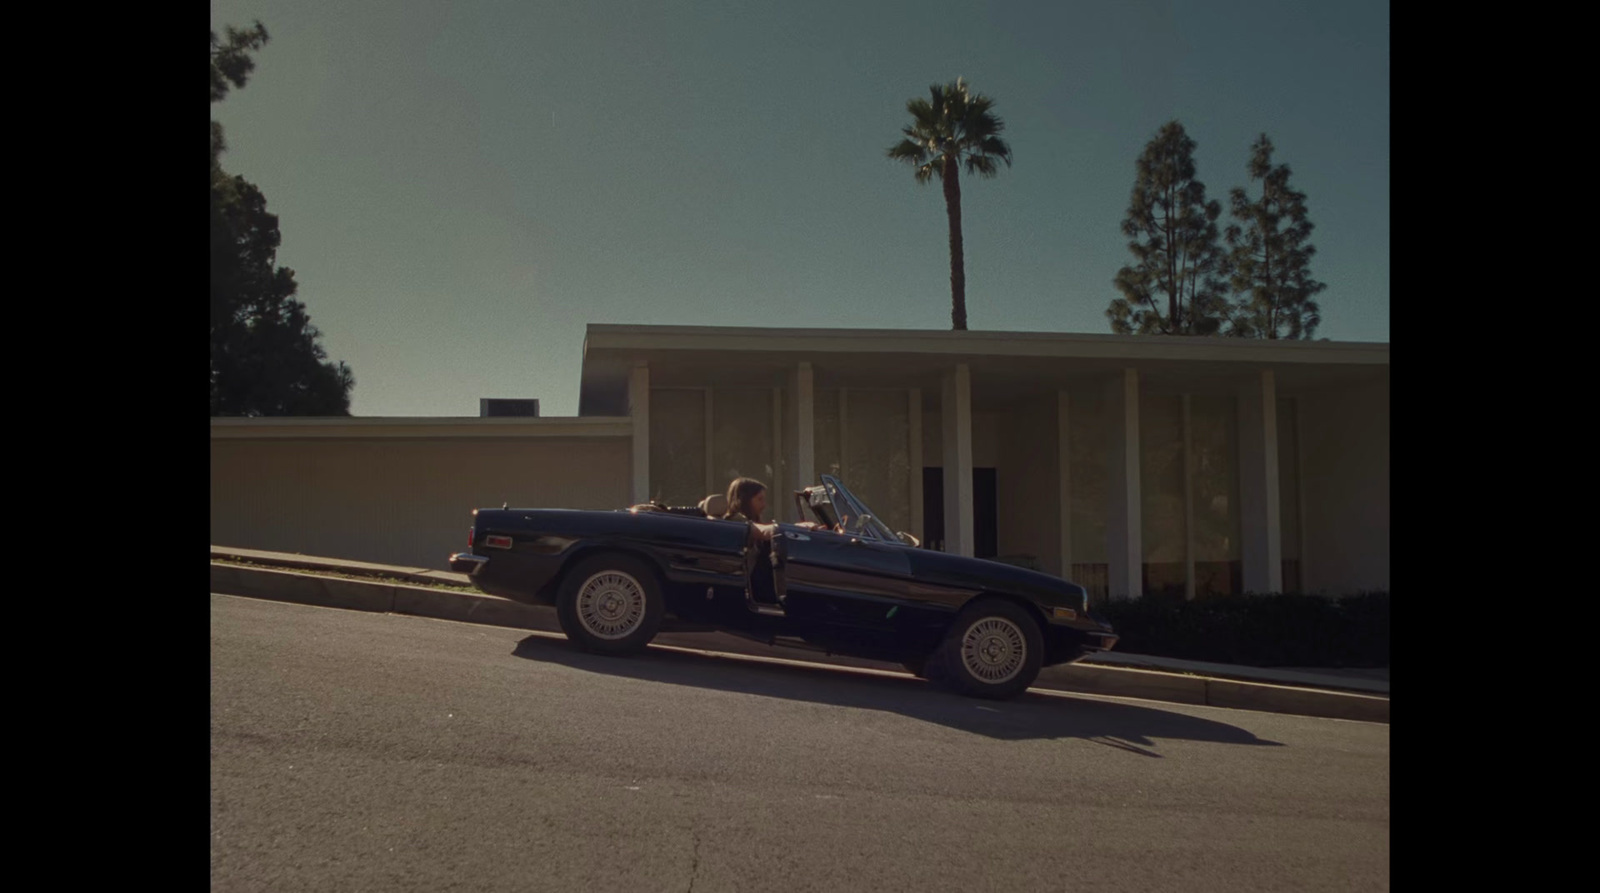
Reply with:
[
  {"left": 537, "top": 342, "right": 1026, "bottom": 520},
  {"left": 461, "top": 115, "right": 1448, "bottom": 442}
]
[{"left": 724, "top": 477, "right": 842, "bottom": 536}]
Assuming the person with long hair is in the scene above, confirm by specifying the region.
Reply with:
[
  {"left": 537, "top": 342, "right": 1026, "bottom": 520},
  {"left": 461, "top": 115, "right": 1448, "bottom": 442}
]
[
  {"left": 723, "top": 477, "right": 783, "bottom": 604},
  {"left": 723, "top": 476, "right": 779, "bottom": 540}
]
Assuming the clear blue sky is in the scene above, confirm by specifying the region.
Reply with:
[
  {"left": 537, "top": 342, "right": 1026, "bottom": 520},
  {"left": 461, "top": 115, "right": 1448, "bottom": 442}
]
[{"left": 210, "top": 0, "right": 1389, "bottom": 417}]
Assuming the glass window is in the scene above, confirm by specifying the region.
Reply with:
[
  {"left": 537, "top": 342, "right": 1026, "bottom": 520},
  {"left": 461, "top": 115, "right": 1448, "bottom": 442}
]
[
  {"left": 843, "top": 389, "right": 912, "bottom": 534},
  {"left": 813, "top": 388, "right": 841, "bottom": 482},
  {"left": 1191, "top": 394, "right": 1242, "bottom": 597},
  {"left": 710, "top": 388, "right": 776, "bottom": 496},
  {"left": 1140, "top": 393, "right": 1186, "bottom": 598},
  {"left": 648, "top": 388, "right": 707, "bottom": 507},
  {"left": 1067, "top": 384, "right": 1109, "bottom": 601},
  {"left": 1278, "top": 396, "right": 1302, "bottom": 593}
]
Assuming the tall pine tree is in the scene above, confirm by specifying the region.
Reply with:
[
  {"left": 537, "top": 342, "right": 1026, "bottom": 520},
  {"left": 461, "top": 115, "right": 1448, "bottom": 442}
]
[
  {"left": 1224, "top": 135, "right": 1325, "bottom": 339},
  {"left": 1107, "top": 121, "right": 1229, "bottom": 336}
]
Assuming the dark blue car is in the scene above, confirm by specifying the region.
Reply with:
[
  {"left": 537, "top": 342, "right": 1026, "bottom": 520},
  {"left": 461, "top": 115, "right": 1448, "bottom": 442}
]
[{"left": 451, "top": 475, "right": 1116, "bottom": 699}]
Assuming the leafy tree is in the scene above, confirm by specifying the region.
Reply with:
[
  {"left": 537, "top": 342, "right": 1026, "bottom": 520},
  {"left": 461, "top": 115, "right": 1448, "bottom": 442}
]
[
  {"left": 211, "top": 22, "right": 354, "bottom": 416},
  {"left": 211, "top": 21, "right": 269, "bottom": 163},
  {"left": 887, "top": 78, "right": 1012, "bottom": 331},
  {"left": 1107, "top": 121, "right": 1229, "bottom": 336},
  {"left": 1224, "top": 135, "right": 1325, "bottom": 339}
]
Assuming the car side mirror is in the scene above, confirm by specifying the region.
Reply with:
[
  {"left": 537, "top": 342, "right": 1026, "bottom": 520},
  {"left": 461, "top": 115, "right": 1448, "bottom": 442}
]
[{"left": 897, "top": 531, "right": 920, "bottom": 548}]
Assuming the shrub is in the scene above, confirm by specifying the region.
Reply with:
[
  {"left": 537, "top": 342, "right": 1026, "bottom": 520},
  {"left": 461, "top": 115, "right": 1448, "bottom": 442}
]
[{"left": 1096, "top": 590, "right": 1389, "bottom": 668}]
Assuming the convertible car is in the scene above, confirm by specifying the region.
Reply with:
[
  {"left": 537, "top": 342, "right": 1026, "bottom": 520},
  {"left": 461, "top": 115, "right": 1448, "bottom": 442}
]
[{"left": 449, "top": 475, "right": 1117, "bottom": 699}]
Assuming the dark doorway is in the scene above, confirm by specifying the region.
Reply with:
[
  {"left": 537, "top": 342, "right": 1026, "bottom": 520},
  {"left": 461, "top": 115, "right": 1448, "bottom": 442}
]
[{"left": 922, "top": 467, "right": 998, "bottom": 558}]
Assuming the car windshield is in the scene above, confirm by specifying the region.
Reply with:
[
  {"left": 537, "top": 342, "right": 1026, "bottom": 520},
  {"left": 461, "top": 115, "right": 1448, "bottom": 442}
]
[{"left": 820, "top": 475, "right": 900, "bottom": 542}]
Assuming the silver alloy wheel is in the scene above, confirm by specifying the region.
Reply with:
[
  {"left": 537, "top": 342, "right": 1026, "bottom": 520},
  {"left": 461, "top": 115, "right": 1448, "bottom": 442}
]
[
  {"left": 959, "top": 616, "right": 1027, "bottom": 684},
  {"left": 575, "top": 570, "right": 648, "bottom": 640}
]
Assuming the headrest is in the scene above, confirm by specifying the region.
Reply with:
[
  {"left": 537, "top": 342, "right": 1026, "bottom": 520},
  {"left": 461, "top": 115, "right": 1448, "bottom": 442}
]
[{"left": 699, "top": 493, "right": 728, "bottom": 517}]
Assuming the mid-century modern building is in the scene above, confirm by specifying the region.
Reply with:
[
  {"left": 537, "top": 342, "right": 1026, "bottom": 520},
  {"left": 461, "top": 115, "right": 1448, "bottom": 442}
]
[{"left": 210, "top": 324, "right": 1389, "bottom": 599}]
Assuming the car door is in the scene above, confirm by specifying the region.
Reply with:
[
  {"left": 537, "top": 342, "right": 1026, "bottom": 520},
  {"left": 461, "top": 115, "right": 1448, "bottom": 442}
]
[{"left": 777, "top": 525, "right": 914, "bottom": 630}]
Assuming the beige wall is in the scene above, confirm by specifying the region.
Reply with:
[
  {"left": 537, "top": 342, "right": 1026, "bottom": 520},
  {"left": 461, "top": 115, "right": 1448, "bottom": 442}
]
[
  {"left": 922, "top": 410, "right": 1000, "bottom": 468},
  {"left": 1298, "top": 378, "right": 1390, "bottom": 593},
  {"left": 211, "top": 359, "right": 1388, "bottom": 595},
  {"left": 211, "top": 437, "right": 631, "bottom": 570}
]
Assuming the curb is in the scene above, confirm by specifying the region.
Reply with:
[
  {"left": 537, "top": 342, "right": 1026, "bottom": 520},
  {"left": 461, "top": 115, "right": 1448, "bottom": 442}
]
[
  {"left": 210, "top": 561, "right": 1388, "bottom": 724},
  {"left": 210, "top": 562, "right": 552, "bottom": 629},
  {"left": 210, "top": 546, "right": 471, "bottom": 589}
]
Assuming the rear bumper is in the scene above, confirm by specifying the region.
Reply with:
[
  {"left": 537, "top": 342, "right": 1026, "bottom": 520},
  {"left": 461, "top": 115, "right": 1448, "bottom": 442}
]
[{"left": 449, "top": 552, "right": 489, "bottom": 575}]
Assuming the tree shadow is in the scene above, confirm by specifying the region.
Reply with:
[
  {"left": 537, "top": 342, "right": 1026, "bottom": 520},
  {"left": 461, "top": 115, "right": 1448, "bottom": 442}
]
[{"left": 510, "top": 635, "right": 1283, "bottom": 758}]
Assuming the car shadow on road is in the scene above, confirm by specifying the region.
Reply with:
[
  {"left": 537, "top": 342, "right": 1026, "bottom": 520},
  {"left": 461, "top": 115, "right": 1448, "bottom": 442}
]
[{"left": 510, "top": 634, "right": 1282, "bottom": 757}]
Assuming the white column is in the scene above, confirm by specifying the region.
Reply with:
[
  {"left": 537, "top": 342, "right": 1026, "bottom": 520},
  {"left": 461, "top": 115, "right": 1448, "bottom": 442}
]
[
  {"left": 628, "top": 362, "right": 650, "bottom": 505},
  {"left": 909, "top": 389, "right": 924, "bottom": 542},
  {"left": 787, "top": 362, "right": 815, "bottom": 521},
  {"left": 941, "top": 364, "right": 974, "bottom": 556},
  {"left": 838, "top": 387, "right": 849, "bottom": 480},
  {"left": 1106, "top": 369, "right": 1143, "bottom": 600},
  {"left": 1183, "top": 393, "right": 1195, "bottom": 601},
  {"left": 771, "top": 386, "right": 783, "bottom": 504},
  {"left": 1294, "top": 395, "right": 1307, "bottom": 585},
  {"left": 703, "top": 389, "right": 715, "bottom": 496},
  {"left": 1057, "top": 390, "right": 1072, "bottom": 579},
  {"left": 1238, "top": 369, "right": 1284, "bottom": 593}
]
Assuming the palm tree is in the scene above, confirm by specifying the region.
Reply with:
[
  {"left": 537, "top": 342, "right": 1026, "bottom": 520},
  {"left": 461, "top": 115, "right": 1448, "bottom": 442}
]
[{"left": 887, "top": 78, "right": 1013, "bottom": 330}]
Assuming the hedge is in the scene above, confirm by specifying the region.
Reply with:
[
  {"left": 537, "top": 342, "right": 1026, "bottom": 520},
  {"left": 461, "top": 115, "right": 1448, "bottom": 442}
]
[{"left": 1093, "top": 590, "right": 1390, "bottom": 668}]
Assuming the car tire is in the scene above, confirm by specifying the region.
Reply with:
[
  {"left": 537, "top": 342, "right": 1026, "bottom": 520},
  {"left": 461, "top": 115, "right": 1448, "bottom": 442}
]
[
  {"left": 555, "top": 553, "right": 666, "bottom": 656},
  {"left": 929, "top": 599, "right": 1044, "bottom": 700}
]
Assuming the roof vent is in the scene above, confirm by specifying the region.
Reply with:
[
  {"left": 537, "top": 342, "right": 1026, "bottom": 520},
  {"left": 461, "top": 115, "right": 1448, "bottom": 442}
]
[{"left": 479, "top": 398, "right": 540, "bottom": 418}]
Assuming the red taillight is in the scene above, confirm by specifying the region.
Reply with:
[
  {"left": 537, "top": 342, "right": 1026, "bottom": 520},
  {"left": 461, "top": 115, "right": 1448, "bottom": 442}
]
[{"left": 468, "top": 527, "right": 474, "bottom": 548}]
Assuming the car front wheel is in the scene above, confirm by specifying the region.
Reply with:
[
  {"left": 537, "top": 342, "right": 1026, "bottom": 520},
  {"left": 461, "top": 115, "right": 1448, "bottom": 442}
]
[
  {"left": 555, "top": 553, "right": 665, "bottom": 655},
  {"left": 930, "top": 599, "right": 1044, "bottom": 700}
]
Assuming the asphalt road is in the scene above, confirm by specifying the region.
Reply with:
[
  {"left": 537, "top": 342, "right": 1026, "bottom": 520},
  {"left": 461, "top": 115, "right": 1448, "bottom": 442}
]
[{"left": 211, "top": 593, "right": 1389, "bottom": 892}]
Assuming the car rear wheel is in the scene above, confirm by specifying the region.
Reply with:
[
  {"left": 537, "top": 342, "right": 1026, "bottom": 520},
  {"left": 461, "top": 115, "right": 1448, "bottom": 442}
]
[
  {"left": 930, "top": 599, "right": 1044, "bottom": 700},
  {"left": 555, "top": 553, "right": 665, "bottom": 655}
]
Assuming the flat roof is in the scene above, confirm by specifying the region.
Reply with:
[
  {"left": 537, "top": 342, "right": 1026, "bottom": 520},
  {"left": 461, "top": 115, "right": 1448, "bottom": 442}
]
[
  {"left": 210, "top": 416, "right": 632, "bottom": 439},
  {"left": 579, "top": 324, "right": 1389, "bottom": 413}
]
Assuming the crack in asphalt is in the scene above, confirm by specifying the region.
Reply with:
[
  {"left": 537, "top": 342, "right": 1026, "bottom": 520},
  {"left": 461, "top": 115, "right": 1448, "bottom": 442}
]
[{"left": 687, "top": 829, "right": 701, "bottom": 893}]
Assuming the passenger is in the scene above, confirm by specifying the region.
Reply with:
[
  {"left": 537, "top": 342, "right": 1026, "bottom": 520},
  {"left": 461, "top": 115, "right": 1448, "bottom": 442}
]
[
  {"left": 724, "top": 477, "right": 782, "bottom": 605},
  {"left": 723, "top": 477, "right": 779, "bottom": 541}
]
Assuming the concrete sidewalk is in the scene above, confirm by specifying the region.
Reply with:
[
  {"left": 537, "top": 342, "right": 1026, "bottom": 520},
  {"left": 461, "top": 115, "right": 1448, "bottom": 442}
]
[{"left": 210, "top": 545, "right": 1389, "bottom": 723}]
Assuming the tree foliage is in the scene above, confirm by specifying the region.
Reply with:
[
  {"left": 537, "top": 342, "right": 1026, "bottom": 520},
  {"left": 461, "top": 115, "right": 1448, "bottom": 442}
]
[
  {"left": 1107, "top": 121, "right": 1229, "bottom": 336},
  {"left": 210, "top": 21, "right": 269, "bottom": 162},
  {"left": 1224, "top": 135, "right": 1325, "bottom": 339},
  {"left": 887, "top": 78, "right": 1012, "bottom": 331},
  {"left": 211, "top": 22, "right": 353, "bottom": 416}
]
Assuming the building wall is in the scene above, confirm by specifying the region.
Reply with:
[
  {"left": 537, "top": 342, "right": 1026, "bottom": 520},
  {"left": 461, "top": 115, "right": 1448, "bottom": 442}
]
[
  {"left": 211, "top": 437, "right": 631, "bottom": 570},
  {"left": 922, "top": 411, "right": 1000, "bottom": 467},
  {"left": 211, "top": 361, "right": 1387, "bottom": 596},
  {"left": 1298, "top": 378, "right": 1390, "bottom": 593}
]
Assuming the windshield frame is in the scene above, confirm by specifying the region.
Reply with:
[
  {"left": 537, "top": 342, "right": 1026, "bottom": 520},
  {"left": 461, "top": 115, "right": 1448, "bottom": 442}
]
[{"left": 819, "top": 475, "right": 900, "bottom": 543}]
